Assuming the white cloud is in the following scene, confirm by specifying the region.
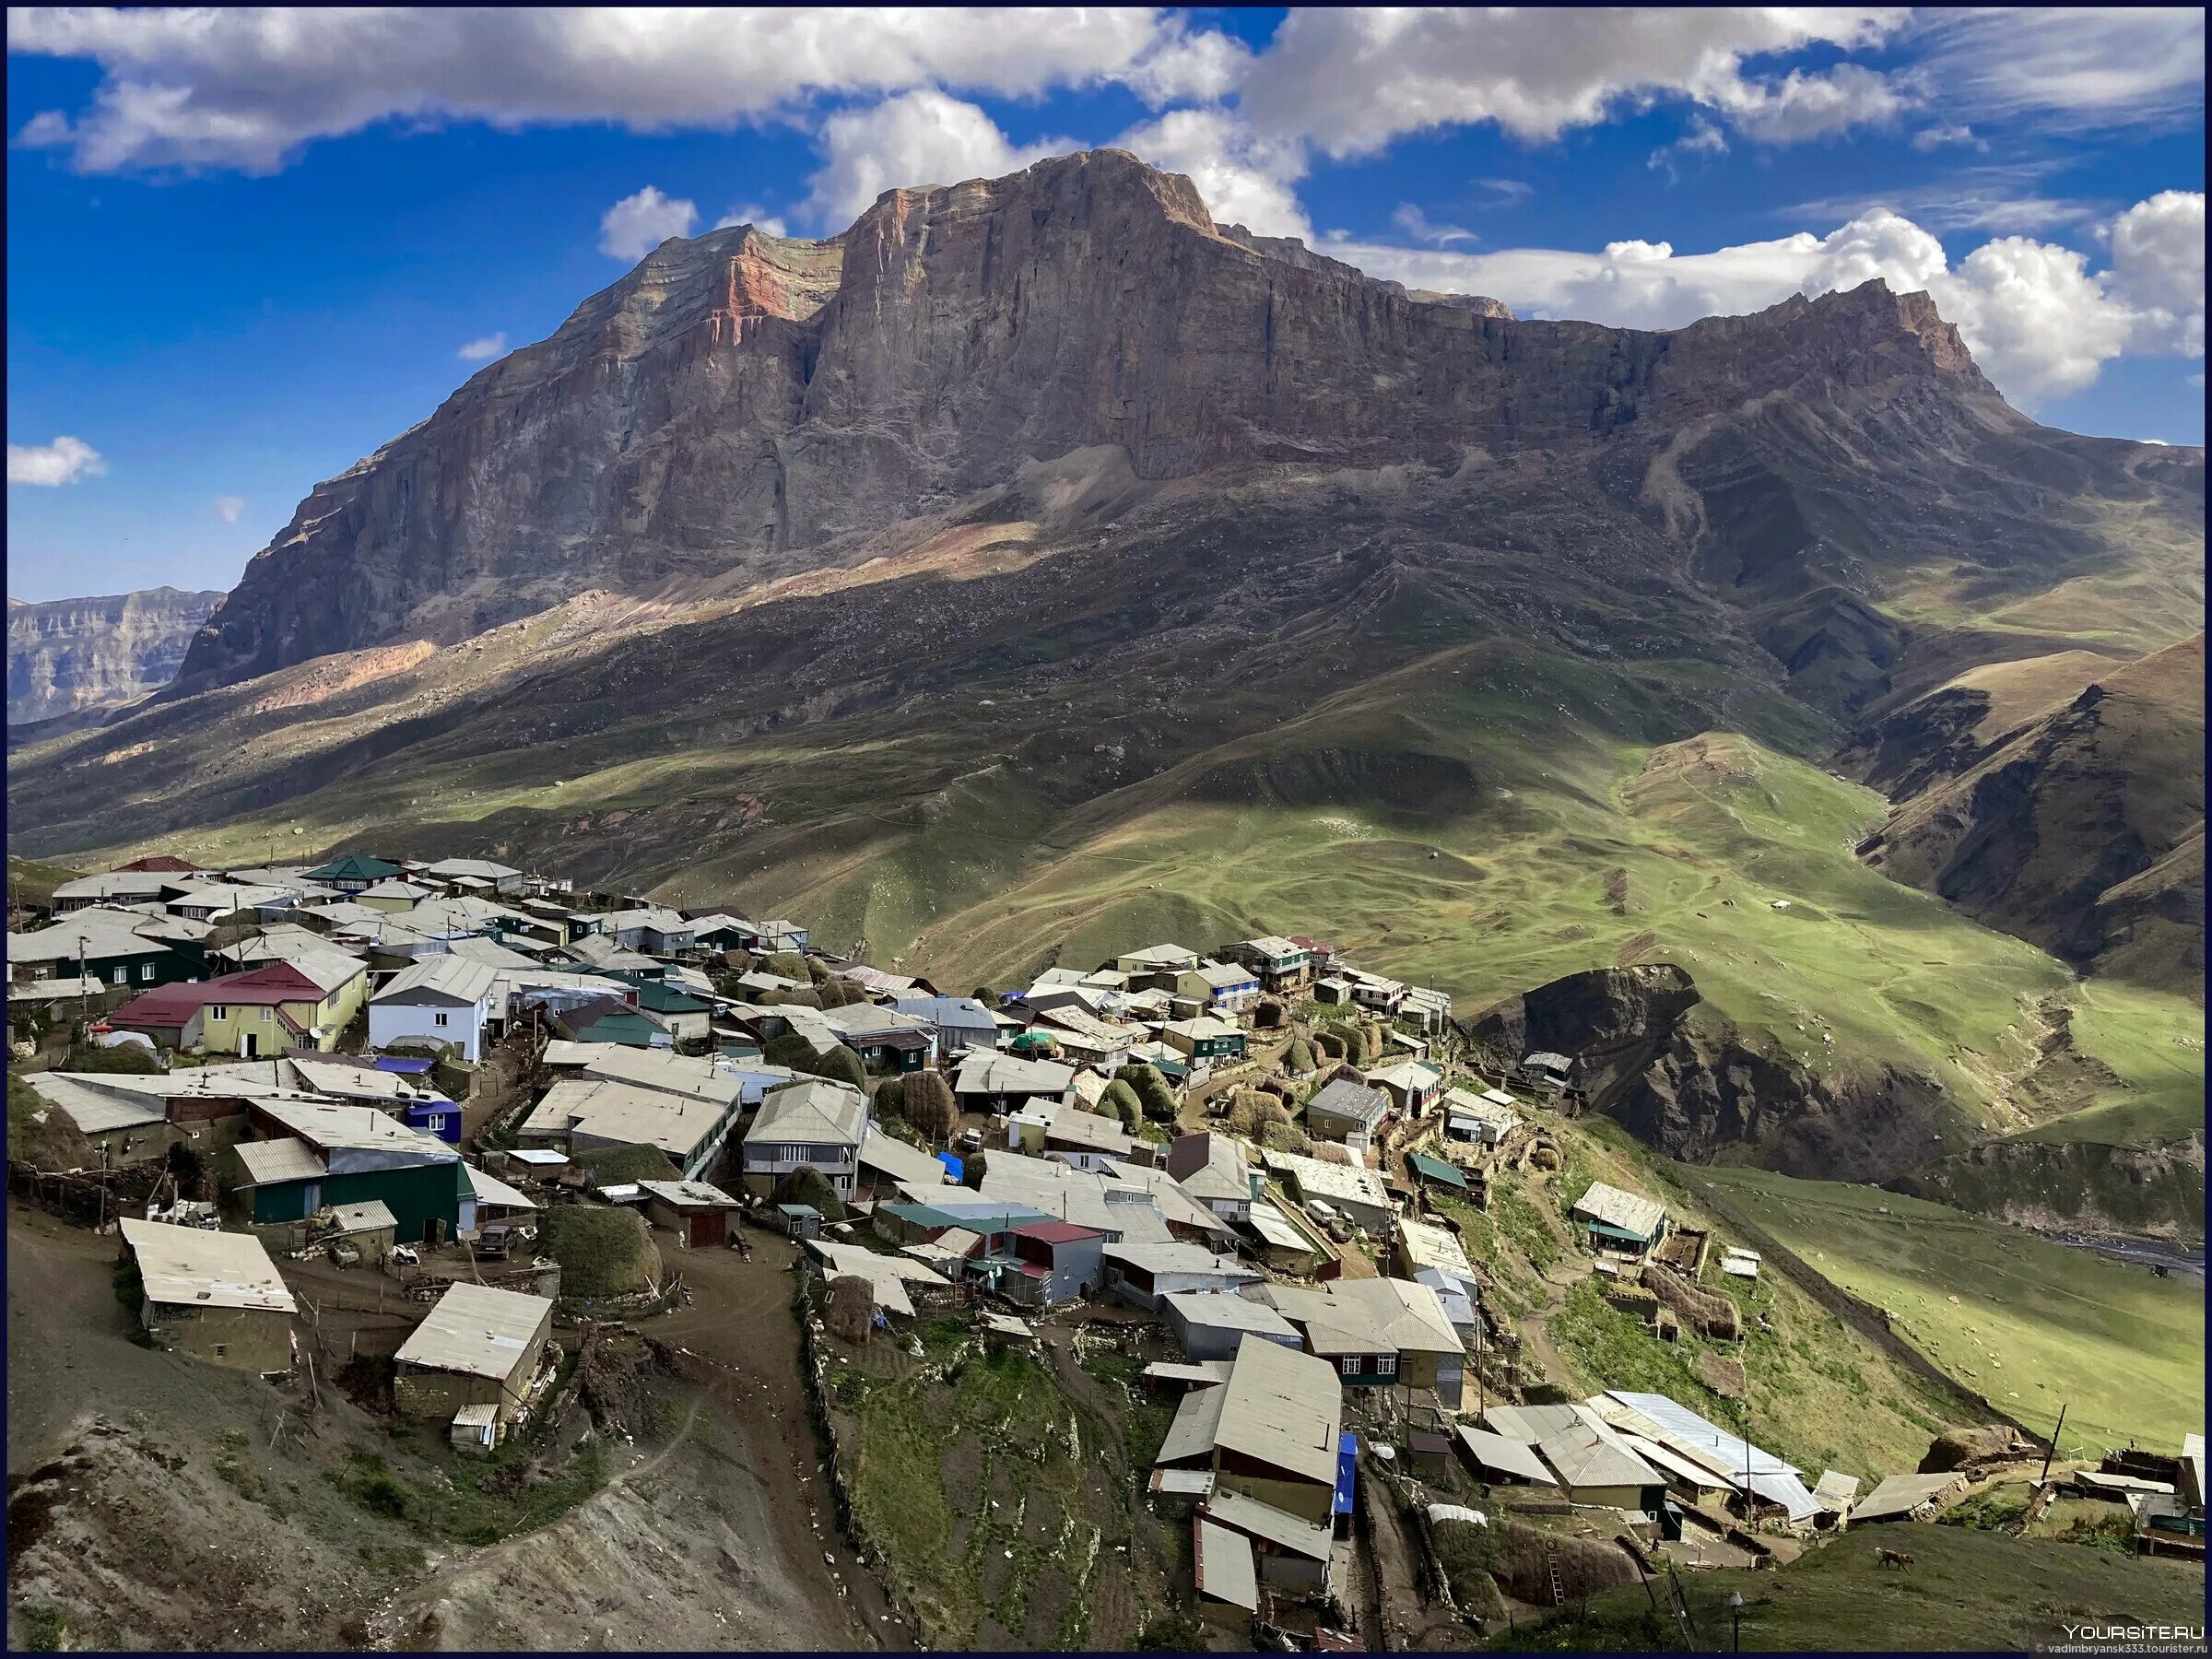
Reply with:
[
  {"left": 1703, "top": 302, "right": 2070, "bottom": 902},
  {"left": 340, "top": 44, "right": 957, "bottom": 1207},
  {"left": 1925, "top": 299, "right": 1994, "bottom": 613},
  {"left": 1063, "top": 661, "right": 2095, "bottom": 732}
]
[
  {"left": 1911, "top": 121, "right": 1985, "bottom": 153},
  {"left": 1115, "top": 107, "right": 1310, "bottom": 240},
  {"left": 718, "top": 204, "right": 789, "bottom": 237},
  {"left": 1783, "top": 165, "right": 2103, "bottom": 236},
  {"left": 1473, "top": 178, "right": 1534, "bottom": 208},
  {"left": 1392, "top": 205, "right": 1474, "bottom": 247},
  {"left": 5, "top": 6, "right": 1231, "bottom": 173},
  {"left": 6, "top": 435, "right": 105, "bottom": 486},
  {"left": 599, "top": 185, "right": 698, "bottom": 260},
  {"left": 1324, "top": 194, "right": 2200, "bottom": 408},
  {"left": 213, "top": 493, "right": 243, "bottom": 522},
  {"left": 804, "top": 90, "right": 1072, "bottom": 228},
  {"left": 456, "top": 331, "right": 507, "bottom": 361},
  {"left": 1235, "top": 7, "right": 1909, "bottom": 156},
  {"left": 1910, "top": 8, "right": 2206, "bottom": 133},
  {"left": 1649, "top": 115, "right": 1729, "bottom": 181},
  {"left": 2108, "top": 191, "right": 2206, "bottom": 359}
]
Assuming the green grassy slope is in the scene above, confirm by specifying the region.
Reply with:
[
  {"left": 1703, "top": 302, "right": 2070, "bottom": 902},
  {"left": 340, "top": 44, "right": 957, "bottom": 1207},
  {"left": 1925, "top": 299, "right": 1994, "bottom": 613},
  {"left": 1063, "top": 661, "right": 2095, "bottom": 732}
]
[
  {"left": 1509, "top": 1520, "right": 2207, "bottom": 1652},
  {"left": 1695, "top": 1167, "right": 2204, "bottom": 1451}
]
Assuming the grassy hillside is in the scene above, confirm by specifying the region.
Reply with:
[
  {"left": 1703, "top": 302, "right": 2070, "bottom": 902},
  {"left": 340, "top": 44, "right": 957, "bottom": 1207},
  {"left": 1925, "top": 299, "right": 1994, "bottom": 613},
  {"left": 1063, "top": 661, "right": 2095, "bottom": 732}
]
[
  {"left": 1696, "top": 1166, "right": 2204, "bottom": 1452},
  {"left": 2032, "top": 981, "right": 2206, "bottom": 1147},
  {"left": 1510, "top": 1520, "right": 2207, "bottom": 1652}
]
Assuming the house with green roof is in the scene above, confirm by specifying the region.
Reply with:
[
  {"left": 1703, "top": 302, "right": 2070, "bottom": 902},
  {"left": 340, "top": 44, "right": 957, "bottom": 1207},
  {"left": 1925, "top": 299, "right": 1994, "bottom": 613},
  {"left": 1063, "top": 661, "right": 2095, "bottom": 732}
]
[{"left": 304, "top": 853, "right": 406, "bottom": 894}]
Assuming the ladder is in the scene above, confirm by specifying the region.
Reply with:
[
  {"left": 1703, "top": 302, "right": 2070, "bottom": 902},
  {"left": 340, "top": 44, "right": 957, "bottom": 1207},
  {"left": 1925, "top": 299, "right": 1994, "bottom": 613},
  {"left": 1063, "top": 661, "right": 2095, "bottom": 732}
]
[
  {"left": 1665, "top": 1562, "right": 1701, "bottom": 1649},
  {"left": 1545, "top": 1540, "right": 1567, "bottom": 1608}
]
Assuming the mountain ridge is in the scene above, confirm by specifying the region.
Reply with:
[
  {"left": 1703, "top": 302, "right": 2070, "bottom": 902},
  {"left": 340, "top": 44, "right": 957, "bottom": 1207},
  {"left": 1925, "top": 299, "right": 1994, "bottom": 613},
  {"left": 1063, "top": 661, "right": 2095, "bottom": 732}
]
[{"left": 172, "top": 147, "right": 2003, "bottom": 695}]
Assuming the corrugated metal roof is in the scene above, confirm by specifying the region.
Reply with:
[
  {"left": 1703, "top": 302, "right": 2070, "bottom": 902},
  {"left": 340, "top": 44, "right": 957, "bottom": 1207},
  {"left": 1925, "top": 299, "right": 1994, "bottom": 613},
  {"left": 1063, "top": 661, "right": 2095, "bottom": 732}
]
[
  {"left": 1206, "top": 1487, "right": 1334, "bottom": 1559},
  {"left": 1163, "top": 1291, "right": 1300, "bottom": 1337},
  {"left": 394, "top": 1282, "right": 552, "bottom": 1381},
  {"left": 464, "top": 1165, "right": 538, "bottom": 1211},
  {"left": 1456, "top": 1427, "right": 1557, "bottom": 1485},
  {"left": 1209, "top": 1335, "right": 1343, "bottom": 1487},
  {"left": 327, "top": 1200, "right": 396, "bottom": 1233},
  {"left": 373, "top": 954, "right": 499, "bottom": 1005},
  {"left": 1571, "top": 1181, "right": 1666, "bottom": 1241},
  {"left": 747, "top": 1077, "right": 866, "bottom": 1146},
  {"left": 233, "top": 1138, "right": 330, "bottom": 1185},
  {"left": 120, "top": 1218, "right": 298, "bottom": 1314},
  {"left": 1405, "top": 1152, "right": 1467, "bottom": 1190}
]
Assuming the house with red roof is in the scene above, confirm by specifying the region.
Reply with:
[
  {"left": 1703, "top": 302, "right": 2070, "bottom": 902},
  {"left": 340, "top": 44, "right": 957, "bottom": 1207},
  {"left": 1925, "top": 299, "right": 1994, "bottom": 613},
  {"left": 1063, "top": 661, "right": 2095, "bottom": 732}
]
[{"left": 112, "top": 959, "right": 366, "bottom": 1056}]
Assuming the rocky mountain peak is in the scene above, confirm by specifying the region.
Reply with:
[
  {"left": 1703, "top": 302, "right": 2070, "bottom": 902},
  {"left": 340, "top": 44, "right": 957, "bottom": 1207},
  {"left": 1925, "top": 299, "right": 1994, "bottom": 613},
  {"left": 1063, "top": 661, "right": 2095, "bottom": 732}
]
[{"left": 172, "top": 150, "right": 2011, "bottom": 695}]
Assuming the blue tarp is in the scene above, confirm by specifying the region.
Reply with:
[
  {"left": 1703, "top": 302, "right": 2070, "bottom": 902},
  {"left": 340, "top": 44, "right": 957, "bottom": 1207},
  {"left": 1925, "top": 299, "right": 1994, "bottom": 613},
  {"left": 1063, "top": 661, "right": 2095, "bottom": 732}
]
[
  {"left": 373, "top": 1055, "right": 436, "bottom": 1075},
  {"left": 936, "top": 1153, "right": 965, "bottom": 1182},
  {"left": 1334, "top": 1432, "right": 1359, "bottom": 1515}
]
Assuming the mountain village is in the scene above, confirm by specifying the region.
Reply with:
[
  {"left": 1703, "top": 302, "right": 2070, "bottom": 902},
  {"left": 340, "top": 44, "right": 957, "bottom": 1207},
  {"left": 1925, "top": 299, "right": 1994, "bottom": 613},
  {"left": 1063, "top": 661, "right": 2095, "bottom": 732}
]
[{"left": 6, "top": 846, "right": 2202, "bottom": 1649}]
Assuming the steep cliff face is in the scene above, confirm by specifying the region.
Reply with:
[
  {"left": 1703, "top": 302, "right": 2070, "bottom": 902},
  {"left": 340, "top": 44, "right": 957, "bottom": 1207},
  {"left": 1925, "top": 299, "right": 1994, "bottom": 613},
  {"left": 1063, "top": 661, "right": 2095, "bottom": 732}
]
[
  {"left": 1468, "top": 964, "right": 1958, "bottom": 1183},
  {"left": 174, "top": 147, "right": 2005, "bottom": 693},
  {"left": 6, "top": 588, "right": 224, "bottom": 724}
]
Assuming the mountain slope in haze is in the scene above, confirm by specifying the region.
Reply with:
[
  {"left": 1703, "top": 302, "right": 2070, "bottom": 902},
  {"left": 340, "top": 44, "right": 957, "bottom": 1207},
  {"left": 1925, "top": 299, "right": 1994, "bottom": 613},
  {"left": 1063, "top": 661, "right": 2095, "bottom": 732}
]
[
  {"left": 1850, "top": 633, "right": 2206, "bottom": 997},
  {"left": 6, "top": 588, "right": 224, "bottom": 725},
  {"left": 9, "top": 152, "right": 2202, "bottom": 1229}
]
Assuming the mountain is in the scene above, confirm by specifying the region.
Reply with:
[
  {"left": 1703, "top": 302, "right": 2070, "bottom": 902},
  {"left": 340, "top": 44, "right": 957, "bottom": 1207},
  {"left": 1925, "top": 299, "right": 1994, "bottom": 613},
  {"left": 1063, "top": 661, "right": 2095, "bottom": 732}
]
[
  {"left": 1847, "top": 634, "right": 2206, "bottom": 997},
  {"left": 9, "top": 151, "right": 2203, "bottom": 1226},
  {"left": 171, "top": 147, "right": 2002, "bottom": 696},
  {"left": 6, "top": 587, "right": 225, "bottom": 726}
]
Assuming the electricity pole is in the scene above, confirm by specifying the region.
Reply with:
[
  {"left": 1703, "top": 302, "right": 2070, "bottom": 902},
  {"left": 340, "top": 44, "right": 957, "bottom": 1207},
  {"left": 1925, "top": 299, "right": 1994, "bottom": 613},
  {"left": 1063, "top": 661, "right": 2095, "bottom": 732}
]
[{"left": 2040, "top": 1404, "right": 2068, "bottom": 1487}]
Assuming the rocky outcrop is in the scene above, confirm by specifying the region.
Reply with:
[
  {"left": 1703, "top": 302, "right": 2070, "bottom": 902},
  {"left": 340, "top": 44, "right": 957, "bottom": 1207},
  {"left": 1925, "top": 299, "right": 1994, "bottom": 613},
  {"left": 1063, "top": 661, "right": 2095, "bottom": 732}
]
[
  {"left": 1468, "top": 964, "right": 1957, "bottom": 1182},
  {"left": 1893, "top": 1131, "right": 2206, "bottom": 1241},
  {"left": 174, "top": 148, "right": 2005, "bottom": 693},
  {"left": 6, "top": 588, "right": 224, "bottom": 724}
]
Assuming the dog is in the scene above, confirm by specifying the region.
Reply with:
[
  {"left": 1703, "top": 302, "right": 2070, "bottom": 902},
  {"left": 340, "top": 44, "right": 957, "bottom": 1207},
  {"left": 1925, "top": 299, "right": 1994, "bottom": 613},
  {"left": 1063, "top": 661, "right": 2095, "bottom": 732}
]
[{"left": 1876, "top": 1547, "right": 1915, "bottom": 1570}]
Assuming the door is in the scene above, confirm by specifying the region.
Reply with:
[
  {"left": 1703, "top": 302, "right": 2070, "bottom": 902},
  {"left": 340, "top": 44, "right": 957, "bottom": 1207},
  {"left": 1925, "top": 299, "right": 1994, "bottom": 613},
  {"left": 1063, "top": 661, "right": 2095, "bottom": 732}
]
[{"left": 241, "top": 1030, "right": 258, "bottom": 1058}]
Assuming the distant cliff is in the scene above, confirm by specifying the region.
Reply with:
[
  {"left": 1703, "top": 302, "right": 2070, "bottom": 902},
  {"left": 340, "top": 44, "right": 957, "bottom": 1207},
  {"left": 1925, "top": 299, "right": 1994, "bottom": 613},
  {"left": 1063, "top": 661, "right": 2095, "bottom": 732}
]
[{"left": 6, "top": 587, "right": 225, "bottom": 724}]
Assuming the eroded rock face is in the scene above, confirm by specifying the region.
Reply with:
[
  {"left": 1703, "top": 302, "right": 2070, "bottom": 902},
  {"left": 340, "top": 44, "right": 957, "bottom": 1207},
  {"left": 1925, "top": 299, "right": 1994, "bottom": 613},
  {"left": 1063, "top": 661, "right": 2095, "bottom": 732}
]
[
  {"left": 1468, "top": 963, "right": 1955, "bottom": 1183},
  {"left": 174, "top": 147, "right": 2001, "bottom": 693},
  {"left": 6, "top": 588, "right": 224, "bottom": 724}
]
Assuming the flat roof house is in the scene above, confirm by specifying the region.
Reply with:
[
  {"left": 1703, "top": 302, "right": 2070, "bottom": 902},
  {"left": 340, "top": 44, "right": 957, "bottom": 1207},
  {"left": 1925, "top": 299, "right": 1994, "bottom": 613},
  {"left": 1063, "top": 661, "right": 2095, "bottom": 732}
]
[
  {"left": 1571, "top": 1181, "right": 1668, "bottom": 1255},
  {"left": 1223, "top": 936, "right": 1311, "bottom": 991},
  {"left": 1365, "top": 1059, "right": 1444, "bottom": 1117},
  {"left": 370, "top": 954, "right": 499, "bottom": 1062},
  {"left": 640, "top": 1179, "right": 742, "bottom": 1247},
  {"left": 117, "top": 1218, "right": 298, "bottom": 1375},
  {"left": 1302, "top": 1078, "right": 1391, "bottom": 1151},
  {"left": 1107, "top": 1241, "right": 1268, "bottom": 1312},
  {"left": 892, "top": 994, "right": 1001, "bottom": 1054},
  {"left": 1261, "top": 1149, "right": 1395, "bottom": 1234},
  {"left": 741, "top": 1078, "right": 868, "bottom": 1200},
  {"left": 393, "top": 1282, "right": 555, "bottom": 1439}
]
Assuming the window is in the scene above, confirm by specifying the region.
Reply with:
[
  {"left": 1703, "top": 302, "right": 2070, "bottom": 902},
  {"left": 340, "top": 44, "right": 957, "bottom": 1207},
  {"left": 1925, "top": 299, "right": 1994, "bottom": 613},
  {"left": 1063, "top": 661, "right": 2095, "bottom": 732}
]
[
  {"left": 208, "top": 1005, "right": 229, "bottom": 1020},
  {"left": 433, "top": 1012, "right": 450, "bottom": 1028},
  {"left": 112, "top": 969, "right": 129, "bottom": 988},
  {"left": 260, "top": 1007, "right": 272, "bottom": 1023},
  {"left": 141, "top": 964, "right": 156, "bottom": 982},
  {"left": 1340, "top": 1357, "right": 1359, "bottom": 1378},
  {"left": 212, "top": 1344, "right": 227, "bottom": 1358},
  {"left": 1377, "top": 1355, "right": 1397, "bottom": 1376}
]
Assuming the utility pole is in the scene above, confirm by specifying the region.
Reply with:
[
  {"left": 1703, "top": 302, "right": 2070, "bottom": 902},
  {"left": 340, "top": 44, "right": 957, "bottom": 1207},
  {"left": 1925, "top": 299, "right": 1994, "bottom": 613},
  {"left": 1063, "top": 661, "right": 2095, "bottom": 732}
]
[{"left": 2040, "top": 1404, "right": 2069, "bottom": 1487}]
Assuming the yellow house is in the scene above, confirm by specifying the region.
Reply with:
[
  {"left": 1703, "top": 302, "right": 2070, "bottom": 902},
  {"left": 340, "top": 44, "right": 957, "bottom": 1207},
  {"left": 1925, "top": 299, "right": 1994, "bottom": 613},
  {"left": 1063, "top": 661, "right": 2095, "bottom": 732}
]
[{"left": 118, "top": 952, "right": 370, "bottom": 1056}]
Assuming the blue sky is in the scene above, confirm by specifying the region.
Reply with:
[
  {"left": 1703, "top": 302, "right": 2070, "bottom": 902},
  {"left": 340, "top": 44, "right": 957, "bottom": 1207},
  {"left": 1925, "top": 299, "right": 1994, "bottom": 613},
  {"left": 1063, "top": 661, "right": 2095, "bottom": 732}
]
[{"left": 6, "top": 6, "right": 2204, "bottom": 602}]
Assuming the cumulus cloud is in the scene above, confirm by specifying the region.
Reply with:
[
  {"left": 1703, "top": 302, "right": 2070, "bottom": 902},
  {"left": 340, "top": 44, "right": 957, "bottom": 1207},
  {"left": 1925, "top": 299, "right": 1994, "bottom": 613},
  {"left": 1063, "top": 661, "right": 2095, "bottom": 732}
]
[
  {"left": 1115, "top": 107, "right": 1310, "bottom": 239},
  {"left": 1236, "top": 8, "right": 1910, "bottom": 156},
  {"left": 6, "top": 435, "right": 105, "bottom": 486},
  {"left": 213, "top": 493, "right": 243, "bottom": 522},
  {"left": 5, "top": 6, "right": 1231, "bottom": 173},
  {"left": 803, "top": 89, "right": 1073, "bottom": 228},
  {"left": 599, "top": 185, "right": 697, "bottom": 260},
  {"left": 2108, "top": 191, "right": 2206, "bottom": 359},
  {"left": 1325, "top": 191, "right": 2206, "bottom": 408},
  {"left": 456, "top": 332, "right": 507, "bottom": 360},
  {"left": 718, "top": 204, "right": 789, "bottom": 237}
]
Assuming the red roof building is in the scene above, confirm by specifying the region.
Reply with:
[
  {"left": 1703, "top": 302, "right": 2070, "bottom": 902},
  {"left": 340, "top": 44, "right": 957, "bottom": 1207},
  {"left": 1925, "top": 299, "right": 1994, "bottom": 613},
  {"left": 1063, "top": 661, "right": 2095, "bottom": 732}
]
[
  {"left": 112, "top": 961, "right": 339, "bottom": 1053},
  {"left": 111, "top": 854, "right": 203, "bottom": 874}
]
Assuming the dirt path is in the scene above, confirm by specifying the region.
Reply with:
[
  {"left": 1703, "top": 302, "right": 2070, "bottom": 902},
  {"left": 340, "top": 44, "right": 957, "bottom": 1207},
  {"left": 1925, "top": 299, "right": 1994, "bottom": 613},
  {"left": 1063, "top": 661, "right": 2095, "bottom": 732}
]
[{"left": 1512, "top": 1264, "right": 1590, "bottom": 1394}]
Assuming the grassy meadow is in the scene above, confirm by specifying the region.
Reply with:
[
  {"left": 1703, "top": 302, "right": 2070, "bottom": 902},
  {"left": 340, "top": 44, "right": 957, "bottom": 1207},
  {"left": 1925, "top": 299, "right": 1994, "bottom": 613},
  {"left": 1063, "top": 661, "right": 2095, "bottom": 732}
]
[{"left": 1695, "top": 1167, "right": 2205, "bottom": 1453}]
